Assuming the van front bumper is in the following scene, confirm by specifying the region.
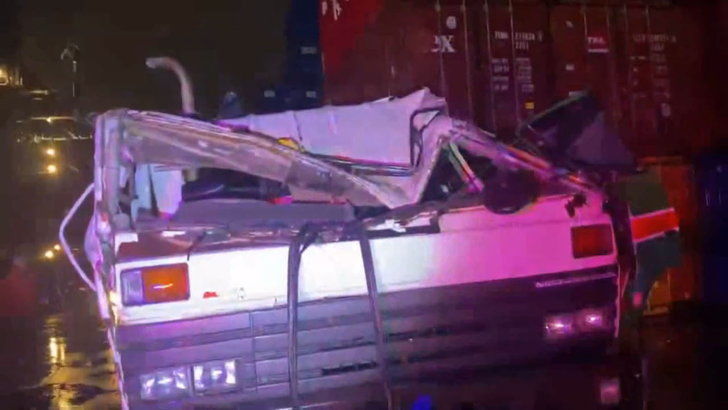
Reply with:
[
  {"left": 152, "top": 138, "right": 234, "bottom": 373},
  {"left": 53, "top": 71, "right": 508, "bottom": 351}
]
[{"left": 115, "top": 265, "right": 621, "bottom": 409}]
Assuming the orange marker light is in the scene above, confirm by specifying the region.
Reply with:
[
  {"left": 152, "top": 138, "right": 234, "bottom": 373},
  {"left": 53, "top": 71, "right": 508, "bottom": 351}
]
[
  {"left": 141, "top": 264, "right": 189, "bottom": 304},
  {"left": 571, "top": 224, "right": 614, "bottom": 258}
]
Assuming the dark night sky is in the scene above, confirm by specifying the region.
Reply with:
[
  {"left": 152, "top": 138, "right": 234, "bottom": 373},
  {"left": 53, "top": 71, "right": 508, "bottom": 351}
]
[{"left": 17, "top": 0, "right": 291, "bottom": 115}]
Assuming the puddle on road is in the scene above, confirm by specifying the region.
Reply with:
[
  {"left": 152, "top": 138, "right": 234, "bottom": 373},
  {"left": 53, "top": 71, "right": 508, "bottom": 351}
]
[
  {"left": 39, "top": 314, "right": 120, "bottom": 409},
  {"left": 1, "top": 311, "right": 121, "bottom": 409},
  {"left": 11, "top": 382, "right": 117, "bottom": 408}
]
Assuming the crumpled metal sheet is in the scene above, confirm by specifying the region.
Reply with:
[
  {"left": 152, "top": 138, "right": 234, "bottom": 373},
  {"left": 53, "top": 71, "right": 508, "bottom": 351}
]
[
  {"left": 116, "top": 111, "right": 410, "bottom": 208},
  {"left": 101, "top": 101, "right": 599, "bottom": 213},
  {"left": 218, "top": 88, "right": 447, "bottom": 167}
]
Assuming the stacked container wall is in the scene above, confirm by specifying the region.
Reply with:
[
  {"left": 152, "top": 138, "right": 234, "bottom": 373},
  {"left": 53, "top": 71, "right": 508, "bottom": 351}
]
[
  {"left": 550, "top": 5, "right": 620, "bottom": 122},
  {"left": 469, "top": 1, "right": 552, "bottom": 137},
  {"left": 319, "top": 0, "right": 388, "bottom": 103},
  {"left": 316, "top": 0, "right": 710, "bottom": 155},
  {"left": 642, "top": 158, "right": 700, "bottom": 311}
]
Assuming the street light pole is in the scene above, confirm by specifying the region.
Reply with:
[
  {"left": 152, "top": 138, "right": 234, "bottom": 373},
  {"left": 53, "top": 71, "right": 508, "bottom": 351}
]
[{"left": 60, "top": 42, "right": 80, "bottom": 115}]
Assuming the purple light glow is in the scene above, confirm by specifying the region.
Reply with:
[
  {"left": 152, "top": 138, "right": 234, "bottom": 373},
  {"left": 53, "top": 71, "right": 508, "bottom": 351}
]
[
  {"left": 579, "top": 309, "right": 606, "bottom": 330},
  {"left": 544, "top": 315, "right": 575, "bottom": 339},
  {"left": 544, "top": 308, "right": 610, "bottom": 341},
  {"left": 585, "top": 313, "right": 602, "bottom": 325},
  {"left": 599, "top": 378, "right": 621, "bottom": 406}
]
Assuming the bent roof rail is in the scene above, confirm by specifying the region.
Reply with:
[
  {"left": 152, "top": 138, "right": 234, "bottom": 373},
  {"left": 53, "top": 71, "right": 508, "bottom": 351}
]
[{"left": 98, "top": 110, "right": 408, "bottom": 210}]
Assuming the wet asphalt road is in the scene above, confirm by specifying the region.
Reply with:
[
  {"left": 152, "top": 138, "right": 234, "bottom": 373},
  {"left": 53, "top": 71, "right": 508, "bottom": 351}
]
[
  {"left": 635, "top": 314, "right": 727, "bottom": 410},
  {"left": 0, "top": 288, "right": 120, "bottom": 409},
  {"left": 0, "top": 277, "right": 725, "bottom": 409}
]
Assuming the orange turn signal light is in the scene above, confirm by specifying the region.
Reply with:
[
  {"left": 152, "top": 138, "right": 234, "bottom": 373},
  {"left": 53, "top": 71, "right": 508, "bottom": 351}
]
[
  {"left": 121, "top": 264, "right": 189, "bottom": 305},
  {"left": 571, "top": 224, "right": 614, "bottom": 258}
]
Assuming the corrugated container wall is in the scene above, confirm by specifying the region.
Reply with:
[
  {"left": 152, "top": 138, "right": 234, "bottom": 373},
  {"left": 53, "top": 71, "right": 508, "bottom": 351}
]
[
  {"left": 315, "top": 0, "right": 712, "bottom": 157},
  {"left": 642, "top": 158, "right": 701, "bottom": 312}
]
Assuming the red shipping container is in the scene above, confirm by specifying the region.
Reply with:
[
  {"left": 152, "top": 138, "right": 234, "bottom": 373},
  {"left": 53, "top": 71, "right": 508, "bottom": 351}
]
[
  {"left": 481, "top": 2, "right": 518, "bottom": 134},
  {"left": 550, "top": 5, "right": 619, "bottom": 122},
  {"left": 642, "top": 159, "right": 701, "bottom": 309},
  {"left": 317, "top": 0, "right": 710, "bottom": 156},
  {"left": 387, "top": 1, "right": 441, "bottom": 97},
  {"left": 475, "top": 1, "right": 550, "bottom": 136},
  {"left": 436, "top": 0, "right": 476, "bottom": 119},
  {"left": 551, "top": 5, "right": 587, "bottom": 99},
  {"left": 386, "top": 0, "right": 475, "bottom": 120},
  {"left": 321, "top": 0, "right": 477, "bottom": 119},
  {"left": 511, "top": 3, "right": 551, "bottom": 124},
  {"left": 616, "top": 5, "right": 679, "bottom": 156},
  {"left": 319, "top": 0, "right": 388, "bottom": 104}
]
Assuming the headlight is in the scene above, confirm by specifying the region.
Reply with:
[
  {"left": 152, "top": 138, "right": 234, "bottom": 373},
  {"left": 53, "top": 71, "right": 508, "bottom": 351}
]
[
  {"left": 577, "top": 308, "right": 608, "bottom": 330},
  {"left": 46, "top": 164, "right": 58, "bottom": 174},
  {"left": 139, "top": 359, "right": 239, "bottom": 401},
  {"left": 192, "top": 360, "right": 238, "bottom": 394},
  {"left": 45, "top": 148, "right": 56, "bottom": 157},
  {"left": 543, "top": 314, "right": 576, "bottom": 340},
  {"left": 139, "top": 366, "right": 190, "bottom": 401},
  {"left": 544, "top": 307, "right": 611, "bottom": 341}
]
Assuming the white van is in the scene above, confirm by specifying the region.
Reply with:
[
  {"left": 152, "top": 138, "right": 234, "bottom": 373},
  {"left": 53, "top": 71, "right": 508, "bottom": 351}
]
[{"left": 62, "top": 89, "right": 629, "bottom": 409}]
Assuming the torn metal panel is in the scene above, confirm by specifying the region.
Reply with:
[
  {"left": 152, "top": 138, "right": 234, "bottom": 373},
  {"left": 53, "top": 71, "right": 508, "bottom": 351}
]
[
  {"left": 113, "top": 111, "right": 409, "bottom": 208},
  {"left": 96, "top": 89, "right": 601, "bottom": 225},
  {"left": 215, "top": 88, "right": 450, "bottom": 206},
  {"left": 215, "top": 88, "right": 600, "bottom": 203},
  {"left": 218, "top": 88, "right": 446, "bottom": 167},
  {"left": 446, "top": 118, "right": 601, "bottom": 195}
]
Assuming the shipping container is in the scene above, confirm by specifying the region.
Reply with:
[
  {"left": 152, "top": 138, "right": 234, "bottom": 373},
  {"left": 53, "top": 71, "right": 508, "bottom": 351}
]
[
  {"left": 312, "top": 0, "right": 711, "bottom": 155},
  {"left": 476, "top": 1, "right": 552, "bottom": 136},
  {"left": 641, "top": 158, "right": 701, "bottom": 312}
]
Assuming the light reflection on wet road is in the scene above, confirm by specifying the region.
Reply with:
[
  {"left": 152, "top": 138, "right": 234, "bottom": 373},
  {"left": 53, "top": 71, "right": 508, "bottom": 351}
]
[{"left": 0, "top": 291, "right": 120, "bottom": 409}]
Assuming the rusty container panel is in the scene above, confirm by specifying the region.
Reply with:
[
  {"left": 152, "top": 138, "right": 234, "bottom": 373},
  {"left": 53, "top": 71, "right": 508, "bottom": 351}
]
[
  {"left": 319, "top": 0, "right": 388, "bottom": 104},
  {"left": 616, "top": 6, "right": 679, "bottom": 156},
  {"left": 480, "top": 2, "right": 517, "bottom": 135},
  {"left": 550, "top": 5, "right": 619, "bottom": 122},
  {"left": 436, "top": 0, "right": 476, "bottom": 119},
  {"left": 582, "top": 6, "right": 620, "bottom": 122},
  {"left": 474, "top": 1, "right": 551, "bottom": 136},
  {"left": 320, "top": 0, "right": 477, "bottom": 119},
  {"left": 657, "top": 162, "right": 700, "bottom": 304},
  {"left": 387, "top": 1, "right": 442, "bottom": 97},
  {"left": 619, "top": 6, "right": 652, "bottom": 148},
  {"left": 644, "top": 7, "right": 678, "bottom": 153},
  {"left": 668, "top": 3, "right": 715, "bottom": 156},
  {"left": 316, "top": 0, "right": 709, "bottom": 157},
  {"left": 644, "top": 159, "right": 701, "bottom": 311},
  {"left": 550, "top": 6, "right": 586, "bottom": 99},
  {"left": 388, "top": 0, "right": 475, "bottom": 120},
  {"left": 511, "top": 3, "right": 551, "bottom": 125}
]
